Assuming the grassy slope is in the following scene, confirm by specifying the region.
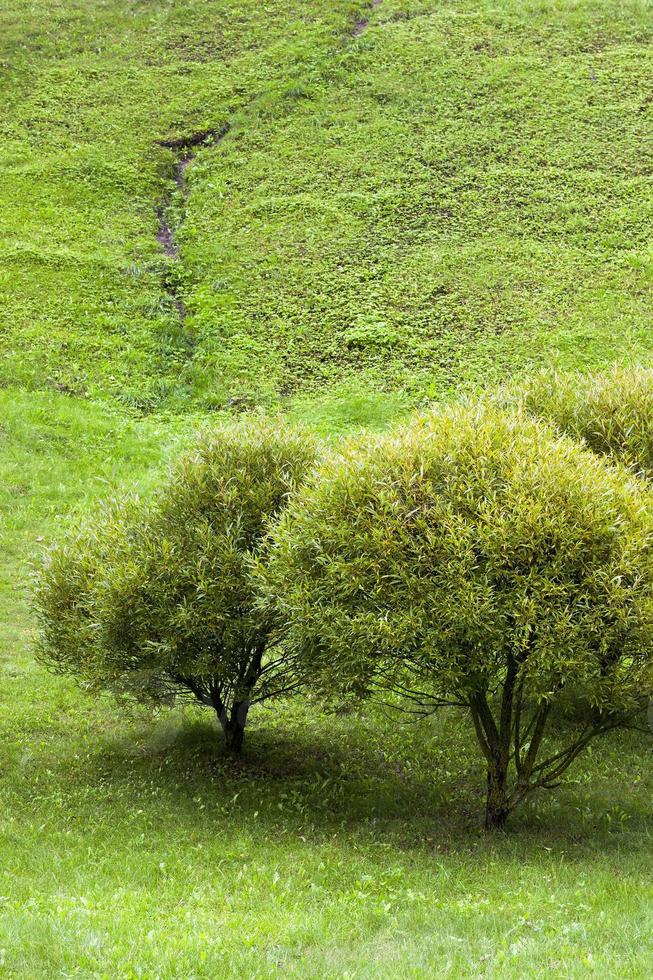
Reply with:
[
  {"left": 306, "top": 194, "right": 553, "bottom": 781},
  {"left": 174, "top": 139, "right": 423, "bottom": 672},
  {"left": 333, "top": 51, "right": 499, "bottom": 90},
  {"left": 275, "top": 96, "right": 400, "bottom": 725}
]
[
  {"left": 1, "top": 0, "right": 653, "bottom": 975},
  {"left": 3, "top": 0, "right": 651, "bottom": 416},
  {"left": 0, "top": 0, "right": 361, "bottom": 409},
  {"left": 181, "top": 0, "right": 653, "bottom": 415}
]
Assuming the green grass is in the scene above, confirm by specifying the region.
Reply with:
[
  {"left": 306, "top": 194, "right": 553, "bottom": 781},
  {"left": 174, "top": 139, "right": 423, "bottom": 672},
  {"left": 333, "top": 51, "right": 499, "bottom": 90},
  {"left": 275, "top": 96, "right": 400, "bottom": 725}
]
[
  {"left": 1, "top": 0, "right": 653, "bottom": 974},
  {"left": 0, "top": 0, "right": 362, "bottom": 410},
  {"left": 2, "top": 694, "right": 653, "bottom": 976},
  {"left": 3, "top": 0, "right": 651, "bottom": 413},
  {"left": 181, "top": 0, "right": 653, "bottom": 410}
]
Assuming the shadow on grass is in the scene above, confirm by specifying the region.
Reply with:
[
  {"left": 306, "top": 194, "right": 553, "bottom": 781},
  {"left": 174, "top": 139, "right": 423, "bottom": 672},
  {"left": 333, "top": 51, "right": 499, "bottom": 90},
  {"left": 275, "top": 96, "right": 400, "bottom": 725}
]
[{"left": 36, "top": 700, "right": 653, "bottom": 856}]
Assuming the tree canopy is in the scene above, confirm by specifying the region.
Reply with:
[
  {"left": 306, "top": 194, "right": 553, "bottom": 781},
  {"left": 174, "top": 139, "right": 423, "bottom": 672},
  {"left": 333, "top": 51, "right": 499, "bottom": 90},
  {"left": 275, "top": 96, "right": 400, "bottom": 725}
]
[
  {"left": 35, "top": 418, "right": 318, "bottom": 752},
  {"left": 261, "top": 403, "right": 653, "bottom": 826},
  {"left": 504, "top": 365, "right": 653, "bottom": 480}
]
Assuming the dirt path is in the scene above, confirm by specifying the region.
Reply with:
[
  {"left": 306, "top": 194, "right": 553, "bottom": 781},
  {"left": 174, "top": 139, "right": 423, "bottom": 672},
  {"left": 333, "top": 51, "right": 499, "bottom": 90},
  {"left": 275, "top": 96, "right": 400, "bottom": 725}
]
[
  {"left": 153, "top": 2, "right": 382, "bottom": 337},
  {"left": 155, "top": 126, "right": 230, "bottom": 313},
  {"left": 353, "top": 0, "right": 383, "bottom": 36}
]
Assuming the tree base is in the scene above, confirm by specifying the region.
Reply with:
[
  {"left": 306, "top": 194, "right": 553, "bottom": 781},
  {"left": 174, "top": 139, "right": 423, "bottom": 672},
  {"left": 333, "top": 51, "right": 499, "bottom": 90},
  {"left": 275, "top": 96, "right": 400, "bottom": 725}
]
[
  {"left": 217, "top": 699, "right": 249, "bottom": 755},
  {"left": 485, "top": 767, "right": 511, "bottom": 830}
]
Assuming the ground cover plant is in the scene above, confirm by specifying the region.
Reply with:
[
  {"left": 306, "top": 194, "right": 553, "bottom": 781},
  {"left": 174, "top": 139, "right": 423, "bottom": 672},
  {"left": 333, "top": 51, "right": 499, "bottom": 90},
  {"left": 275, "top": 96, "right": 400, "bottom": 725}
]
[
  {"left": 262, "top": 403, "right": 653, "bottom": 828},
  {"left": 2, "top": 0, "right": 653, "bottom": 974},
  {"left": 0, "top": 0, "right": 363, "bottom": 410}
]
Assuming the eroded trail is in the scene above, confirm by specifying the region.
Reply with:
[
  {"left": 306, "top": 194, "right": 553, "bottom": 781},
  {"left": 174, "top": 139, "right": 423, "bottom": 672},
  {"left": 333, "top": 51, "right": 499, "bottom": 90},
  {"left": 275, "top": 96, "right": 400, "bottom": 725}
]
[
  {"left": 155, "top": 126, "right": 230, "bottom": 314},
  {"left": 353, "top": 0, "right": 383, "bottom": 36},
  {"left": 153, "top": 1, "right": 384, "bottom": 361}
]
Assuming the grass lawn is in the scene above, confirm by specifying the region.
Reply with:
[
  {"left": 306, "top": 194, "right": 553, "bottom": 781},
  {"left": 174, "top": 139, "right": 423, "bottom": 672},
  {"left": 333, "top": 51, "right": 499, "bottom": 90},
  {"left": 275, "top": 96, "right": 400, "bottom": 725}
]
[{"left": 1, "top": 0, "right": 652, "bottom": 975}]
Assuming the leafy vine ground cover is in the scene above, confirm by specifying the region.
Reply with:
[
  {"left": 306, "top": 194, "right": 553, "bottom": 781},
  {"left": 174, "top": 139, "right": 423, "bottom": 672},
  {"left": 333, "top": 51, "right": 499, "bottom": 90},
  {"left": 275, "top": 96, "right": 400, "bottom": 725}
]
[{"left": 1, "top": 0, "right": 652, "bottom": 975}]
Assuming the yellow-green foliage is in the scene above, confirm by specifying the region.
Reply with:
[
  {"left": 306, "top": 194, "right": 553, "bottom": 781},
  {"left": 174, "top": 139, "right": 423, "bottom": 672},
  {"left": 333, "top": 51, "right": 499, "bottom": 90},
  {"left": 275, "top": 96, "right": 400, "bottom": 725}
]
[
  {"left": 504, "top": 365, "right": 653, "bottom": 480},
  {"left": 262, "top": 402, "right": 653, "bottom": 823},
  {"left": 35, "top": 419, "right": 318, "bottom": 749}
]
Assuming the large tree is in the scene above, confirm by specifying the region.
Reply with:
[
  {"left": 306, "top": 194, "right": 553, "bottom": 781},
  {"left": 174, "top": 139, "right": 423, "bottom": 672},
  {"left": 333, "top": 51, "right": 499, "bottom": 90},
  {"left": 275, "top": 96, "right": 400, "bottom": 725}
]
[
  {"left": 35, "top": 419, "right": 318, "bottom": 753},
  {"left": 261, "top": 403, "right": 653, "bottom": 827}
]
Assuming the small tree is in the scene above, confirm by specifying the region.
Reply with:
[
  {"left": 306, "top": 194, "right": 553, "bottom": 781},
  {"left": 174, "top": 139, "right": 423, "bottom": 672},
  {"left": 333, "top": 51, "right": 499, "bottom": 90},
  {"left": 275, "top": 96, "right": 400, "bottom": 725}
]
[
  {"left": 35, "top": 419, "right": 318, "bottom": 754},
  {"left": 261, "top": 404, "right": 653, "bottom": 827},
  {"left": 504, "top": 365, "right": 653, "bottom": 479}
]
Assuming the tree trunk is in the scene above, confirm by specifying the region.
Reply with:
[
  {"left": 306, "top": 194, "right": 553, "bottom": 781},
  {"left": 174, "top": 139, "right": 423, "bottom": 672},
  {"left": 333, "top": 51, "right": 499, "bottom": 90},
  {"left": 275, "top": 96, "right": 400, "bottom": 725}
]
[
  {"left": 220, "top": 700, "right": 250, "bottom": 755},
  {"left": 485, "top": 764, "right": 511, "bottom": 830}
]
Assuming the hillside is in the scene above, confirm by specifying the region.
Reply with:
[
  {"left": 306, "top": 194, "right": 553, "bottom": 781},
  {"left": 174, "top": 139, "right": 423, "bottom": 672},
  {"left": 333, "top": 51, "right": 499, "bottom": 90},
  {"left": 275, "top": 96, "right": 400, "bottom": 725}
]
[
  {"left": 1, "top": 1, "right": 653, "bottom": 975},
  {"left": 2, "top": 0, "right": 651, "bottom": 414}
]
